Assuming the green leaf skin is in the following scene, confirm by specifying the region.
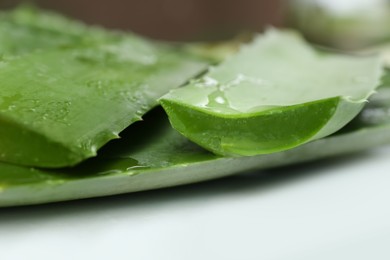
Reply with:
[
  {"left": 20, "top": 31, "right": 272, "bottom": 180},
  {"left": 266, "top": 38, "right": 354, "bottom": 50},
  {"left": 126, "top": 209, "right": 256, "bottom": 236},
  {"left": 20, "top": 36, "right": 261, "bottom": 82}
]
[
  {"left": 0, "top": 5, "right": 108, "bottom": 56},
  {"left": 1, "top": 81, "right": 390, "bottom": 207},
  {"left": 160, "top": 30, "right": 383, "bottom": 156},
  {"left": 0, "top": 41, "right": 206, "bottom": 168},
  {"left": 0, "top": 7, "right": 208, "bottom": 168}
]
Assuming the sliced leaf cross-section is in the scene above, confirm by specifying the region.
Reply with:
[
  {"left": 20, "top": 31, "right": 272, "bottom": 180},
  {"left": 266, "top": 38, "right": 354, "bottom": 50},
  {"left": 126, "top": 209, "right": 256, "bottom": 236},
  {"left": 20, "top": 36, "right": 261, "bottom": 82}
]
[{"left": 160, "top": 30, "right": 383, "bottom": 156}]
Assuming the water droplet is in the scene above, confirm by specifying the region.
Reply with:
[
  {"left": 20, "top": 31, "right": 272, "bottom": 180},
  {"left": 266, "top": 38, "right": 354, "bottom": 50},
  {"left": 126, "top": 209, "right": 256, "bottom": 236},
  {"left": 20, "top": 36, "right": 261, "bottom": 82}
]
[
  {"left": 7, "top": 105, "right": 16, "bottom": 111},
  {"left": 86, "top": 79, "right": 113, "bottom": 95},
  {"left": 0, "top": 93, "right": 22, "bottom": 111},
  {"left": 126, "top": 165, "right": 149, "bottom": 171},
  {"left": 34, "top": 100, "right": 72, "bottom": 124},
  {"left": 96, "top": 169, "right": 122, "bottom": 176},
  {"left": 129, "top": 95, "right": 138, "bottom": 102},
  {"left": 125, "top": 165, "right": 150, "bottom": 176},
  {"left": 194, "top": 76, "right": 219, "bottom": 87},
  {"left": 205, "top": 90, "right": 238, "bottom": 113},
  {"left": 225, "top": 73, "right": 266, "bottom": 89},
  {"left": 140, "top": 104, "right": 149, "bottom": 110},
  {"left": 135, "top": 110, "right": 143, "bottom": 116},
  {"left": 214, "top": 96, "right": 226, "bottom": 104}
]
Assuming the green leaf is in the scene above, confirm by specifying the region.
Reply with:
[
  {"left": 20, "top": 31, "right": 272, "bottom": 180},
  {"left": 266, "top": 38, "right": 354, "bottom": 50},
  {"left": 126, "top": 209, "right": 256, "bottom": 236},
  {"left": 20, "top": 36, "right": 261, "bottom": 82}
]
[
  {"left": 0, "top": 5, "right": 108, "bottom": 56},
  {"left": 1, "top": 7, "right": 389, "bottom": 207},
  {"left": 1, "top": 80, "right": 390, "bottom": 206},
  {"left": 0, "top": 8, "right": 207, "bottom": 168},
  {"left": 160, "top": 29, "right": 383, "bottom": 156}
]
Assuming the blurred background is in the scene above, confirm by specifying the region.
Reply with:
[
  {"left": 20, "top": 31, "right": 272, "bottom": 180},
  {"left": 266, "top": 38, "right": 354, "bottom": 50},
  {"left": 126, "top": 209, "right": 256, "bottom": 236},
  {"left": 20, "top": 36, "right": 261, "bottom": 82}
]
[
  {"left": 0, "top": 0, "right": 284, "bottom": 41},
  {"left": 1, "top": 0, "right": 390, "bottom": 48}
]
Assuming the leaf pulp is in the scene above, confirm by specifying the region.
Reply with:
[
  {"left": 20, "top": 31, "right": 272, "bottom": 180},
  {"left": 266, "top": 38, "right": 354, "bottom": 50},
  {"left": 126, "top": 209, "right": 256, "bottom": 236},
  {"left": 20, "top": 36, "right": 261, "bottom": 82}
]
[
  {"left": 160, "top": 29, "right": 383, "bottom": 156},
  {"left": 1, "top": 85, "right": 390, "bottom": 206}
]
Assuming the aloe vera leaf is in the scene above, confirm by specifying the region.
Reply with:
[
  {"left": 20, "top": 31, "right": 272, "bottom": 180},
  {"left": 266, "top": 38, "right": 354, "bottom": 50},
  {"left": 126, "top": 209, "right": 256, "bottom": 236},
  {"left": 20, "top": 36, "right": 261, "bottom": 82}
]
[
  {"left": 0, "top": 103, "right": 389, "bottom": 206},
  {"left": 159, "top": 29, "right": 383, "bottom": 157},
  {"left": 0, "top": 5, "right": 109, "bottom": 56},
  {"left": 0, "top": 5, "right": 190, "bottom": 62},
  {"left": 0, "top": 33, "right": 207, "bottom": 168},
  {"left": 1, "top": 79, "right": 390, "bottom": 207}
]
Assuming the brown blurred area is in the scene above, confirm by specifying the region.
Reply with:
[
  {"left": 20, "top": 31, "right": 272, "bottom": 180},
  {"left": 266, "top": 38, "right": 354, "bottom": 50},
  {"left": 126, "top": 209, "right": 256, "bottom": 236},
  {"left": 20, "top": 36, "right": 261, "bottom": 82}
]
[{"left": 0, "top": 0, "right": 284, "bottom": 41}]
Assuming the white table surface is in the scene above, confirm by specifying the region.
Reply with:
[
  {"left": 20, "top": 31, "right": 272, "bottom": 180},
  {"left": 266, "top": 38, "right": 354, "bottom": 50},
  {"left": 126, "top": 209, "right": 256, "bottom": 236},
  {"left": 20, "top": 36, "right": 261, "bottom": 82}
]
[{"left": 1, "top": 146, "right": 390, "bottom": 260}]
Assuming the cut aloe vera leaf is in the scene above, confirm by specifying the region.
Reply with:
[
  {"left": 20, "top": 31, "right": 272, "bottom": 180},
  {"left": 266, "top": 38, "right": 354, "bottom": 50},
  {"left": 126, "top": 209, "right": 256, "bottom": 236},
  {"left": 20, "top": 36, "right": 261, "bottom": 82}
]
[
  {"left": 0, "top": 34, "right": 207, "bottom": 168},
  {"left": 160, "top": 29, "right": 383, "bottom": 157},
  {"left": 1, "top": 80, "right": 390, "bottom": 207}
]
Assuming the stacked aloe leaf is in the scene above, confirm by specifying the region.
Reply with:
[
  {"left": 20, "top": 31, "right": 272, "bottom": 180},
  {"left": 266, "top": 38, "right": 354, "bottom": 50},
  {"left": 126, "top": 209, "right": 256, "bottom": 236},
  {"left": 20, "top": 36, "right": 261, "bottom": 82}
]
[{"left": 0, "top": 6, "right": 389, "bottom": 207}]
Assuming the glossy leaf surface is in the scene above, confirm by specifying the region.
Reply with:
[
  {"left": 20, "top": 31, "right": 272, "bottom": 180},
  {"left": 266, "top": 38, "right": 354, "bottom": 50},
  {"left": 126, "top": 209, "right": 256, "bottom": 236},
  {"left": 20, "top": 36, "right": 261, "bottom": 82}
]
[
  {"left": 160, "top": 30, "right": 383, "bottom": 156},
  {"left": 1, "top": 81, "right": 390, "bottom": 207},
  {"left": 0, "top": 7, "right": 207, "bottom": 167},
  {"left": 0, "top": 5, "right": 109, "bottom": 56}
]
